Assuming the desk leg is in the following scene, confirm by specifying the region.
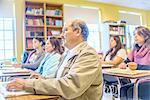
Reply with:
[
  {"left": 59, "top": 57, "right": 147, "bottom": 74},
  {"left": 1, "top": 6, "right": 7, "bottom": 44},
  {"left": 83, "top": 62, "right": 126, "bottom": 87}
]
[
  {"left": 133, "top": 78, "right": 150, "bottom": 100},
  {"left": 133, "top": 79, "right": 139, "bottom": 100}
]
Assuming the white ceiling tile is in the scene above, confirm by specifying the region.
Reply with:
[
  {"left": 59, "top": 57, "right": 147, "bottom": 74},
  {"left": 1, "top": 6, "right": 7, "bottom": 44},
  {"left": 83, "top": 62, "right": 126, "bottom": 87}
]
[{"left": 87, "top": 0, "right": 150, "bottom": 10}]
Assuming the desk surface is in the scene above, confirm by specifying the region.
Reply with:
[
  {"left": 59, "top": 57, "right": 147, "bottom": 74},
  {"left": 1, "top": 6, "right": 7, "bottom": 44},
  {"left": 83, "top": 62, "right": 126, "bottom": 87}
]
[
  {"left": 103, "top": 68, "right": 150, "bottom": 79},
  {"left": 6, "top": 95, "right": 60, "bottom": 100},
  {"left": 0, "top": 67, "right": 31, "bottom": 77}
]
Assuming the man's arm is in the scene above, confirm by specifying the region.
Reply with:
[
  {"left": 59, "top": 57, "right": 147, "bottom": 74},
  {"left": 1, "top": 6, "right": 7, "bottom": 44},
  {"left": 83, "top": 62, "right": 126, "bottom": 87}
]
[{"left": 24, "top": 52, "right": 102, "bottom": 99}]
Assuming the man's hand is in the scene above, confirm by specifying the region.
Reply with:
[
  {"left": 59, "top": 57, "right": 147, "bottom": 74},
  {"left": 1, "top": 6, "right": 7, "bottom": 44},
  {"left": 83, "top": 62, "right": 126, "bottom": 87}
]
[
  {"left": 30, "top": 72, "right": 42, "bottom": 79},
  {"left": 6, "top": 78, "right": 26, "bottom": 91}
]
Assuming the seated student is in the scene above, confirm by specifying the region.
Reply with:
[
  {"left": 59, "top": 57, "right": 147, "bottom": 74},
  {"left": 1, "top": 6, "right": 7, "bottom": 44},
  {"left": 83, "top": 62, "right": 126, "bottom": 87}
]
[
  {"left": 7, "top": 19, "right": 103, "bottom": 100},
  {"left": 101, "top": 36, "right": 127, "bottom": 96},
  {"left": 119, "top": 26, "right": 150, "bottom": 100},
  {"left": 20, "top": 50, "right": 29, "bottom": 64},
  {"left": 101, "top": 36, "right": 126, "bottom": 65},
  {"left": 31, "top": 36, "right": 64, "bottom": 78},
  {"left": 15, "top": 37, "right": 45, "bottom": 70}
]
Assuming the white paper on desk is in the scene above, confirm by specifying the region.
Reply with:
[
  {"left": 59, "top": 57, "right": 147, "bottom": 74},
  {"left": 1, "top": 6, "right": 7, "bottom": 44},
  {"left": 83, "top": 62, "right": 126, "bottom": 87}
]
[
  {"left": 2, "top": 68, "right": 30, "bottom": 74},
  {"left": 102, "top": 64, "right": 114, "bottom": 67},
  {"left": 0, "top": 82, "right": 32, "bottom": 97}
]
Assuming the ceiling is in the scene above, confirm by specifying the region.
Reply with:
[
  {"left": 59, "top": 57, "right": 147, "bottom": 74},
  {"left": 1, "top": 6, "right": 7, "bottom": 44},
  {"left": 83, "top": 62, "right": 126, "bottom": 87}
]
[{"left": 87, "top": 0, "right": 150, "bottom": 10}]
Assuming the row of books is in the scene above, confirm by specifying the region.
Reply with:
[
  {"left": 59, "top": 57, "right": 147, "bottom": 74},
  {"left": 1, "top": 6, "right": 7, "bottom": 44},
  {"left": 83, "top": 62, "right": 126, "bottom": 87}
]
[
  {"left": 26, "top": 7, "right": 43, "bottom": 15},
  {"left": 46, "top": 18, "right": 62, "bottom": 26},
  {"left": 109, "top": 26, "right": 125, "bottom": 35},
  {"left": 26, "top": 18, "right": 44, "bottom": 26},
  {"left": 47, "top": 30, "right": 61, "bottom": 36},
  {"left": 26, "top": 31, "right": 44, "bottom": 37},
  {"left": 46, "top": 9, "right": 62, "bottom": 16}
]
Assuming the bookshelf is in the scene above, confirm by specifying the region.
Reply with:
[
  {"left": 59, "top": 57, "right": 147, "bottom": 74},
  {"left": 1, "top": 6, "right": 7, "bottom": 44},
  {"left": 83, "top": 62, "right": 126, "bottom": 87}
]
[
  {"left": 101, "top": 23, "right": 127, "bottom": 53},
  {"left": 24, "top": 1, "right": 64, "bottom": 51}
]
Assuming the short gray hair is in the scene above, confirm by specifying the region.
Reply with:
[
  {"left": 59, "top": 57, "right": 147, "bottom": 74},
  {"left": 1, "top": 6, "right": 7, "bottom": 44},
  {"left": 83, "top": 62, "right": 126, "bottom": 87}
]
[{"left": 70, "top": 19, "right": 89, "bottom": 41}]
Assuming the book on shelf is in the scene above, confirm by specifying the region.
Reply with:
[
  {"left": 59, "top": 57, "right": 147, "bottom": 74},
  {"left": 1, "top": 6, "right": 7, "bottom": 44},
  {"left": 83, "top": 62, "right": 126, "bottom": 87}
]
[
  {"left": 118, "top": 26, "right": 125, "bottom": 35},
  {"left": 46, "top": 18, "right": 53, "bottom": 25},
  {"left": 26, "top": 31, "right": 31, "bottom": 37},
  {"left": 26, "top": 18, "right": 43, "bottom": 26},
  {"left": 119, "top": 36, "right": 126, "bottom": 44},
  {"left": 46, "top": 18, "right": 62, "bottom": 26},
  {"left": 55, "top": 9, "right": 62, "bottom": 16},
  {"left": 48, "top": 30, "right": 61, "bottom": 36},
  {"left": 27, "top": 19, "right": 33, "bottom": 25},
  {"left": 47, "top": 31, "right": 52, "bottom": 36},
  {"left": 26, "top": 7, "right": 43, "bottom": 15},
  {"left": 26, "top": 6, "right": 32, "bottom": 15},
  {"left": 109, "top": 26, "right": 125, "bottom": 35},
  {"left": 26, "top": 39, "right": 32, "bottom": 49},
  {"left": 46, "top": 9, "right": 62, "bottom": 16},
  {"left": 55, "top": 20, "right": 62, "bottom": 27},
  {"left": 51, "top": 30, "right": 61, "bottom": 35},
  {"left": 26, "top": 31, "right": 44, "bottom": 37}
]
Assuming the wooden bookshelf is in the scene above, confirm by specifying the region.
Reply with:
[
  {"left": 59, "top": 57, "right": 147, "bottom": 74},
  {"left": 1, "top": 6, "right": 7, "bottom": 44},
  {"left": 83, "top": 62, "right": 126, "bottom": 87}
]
[{"left": 24, "top": 0, "right": 64, "bottom": 50}]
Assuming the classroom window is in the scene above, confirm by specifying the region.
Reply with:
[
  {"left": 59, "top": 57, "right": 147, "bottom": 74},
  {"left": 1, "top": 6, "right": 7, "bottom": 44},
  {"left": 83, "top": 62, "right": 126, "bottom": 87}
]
[
  {"left": 0, "top": 18, "right": 16, "bottom": 61},
  {"left": 64, "top": 5, "right": 101, "bottom": 52},
  {"left": 87, "top": 24, "right": 100, "bottom": 52}
]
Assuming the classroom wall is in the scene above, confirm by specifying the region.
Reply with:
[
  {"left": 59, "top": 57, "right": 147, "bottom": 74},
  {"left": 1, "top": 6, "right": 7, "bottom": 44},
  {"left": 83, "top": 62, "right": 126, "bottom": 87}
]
[{"left": 14, "top": 0, "right": 150, "bottom": 61}]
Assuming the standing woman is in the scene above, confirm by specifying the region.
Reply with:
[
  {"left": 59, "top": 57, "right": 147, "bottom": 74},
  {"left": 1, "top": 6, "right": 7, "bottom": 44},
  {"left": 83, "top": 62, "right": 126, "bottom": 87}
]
[
  {"left": 15, "top": 37, "right": 45, "bottom": 70},
  {"left": 31, "top": 36, "right": 64, "bottom": 78}
]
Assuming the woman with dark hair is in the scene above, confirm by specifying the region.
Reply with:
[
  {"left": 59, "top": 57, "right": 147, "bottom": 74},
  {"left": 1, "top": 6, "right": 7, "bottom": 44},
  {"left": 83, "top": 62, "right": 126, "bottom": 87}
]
[
  {"left": 120, "top": 26, "right": 150, "bottom": 100},
  {"left": 15, "top": 37, "right": 45, "bottom": 70},
  {"left": 30, "top": 36, "right": 64, "bottom": 78},
  {"left": 101, "top": 36, "right": 127, "bottom": 97},
  {"left": 101, "top": 35, "right": 126, "bottom": 65}
]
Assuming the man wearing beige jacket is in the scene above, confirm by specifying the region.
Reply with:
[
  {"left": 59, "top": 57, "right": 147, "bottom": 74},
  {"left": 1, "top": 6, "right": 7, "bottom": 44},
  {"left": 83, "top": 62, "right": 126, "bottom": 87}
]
[{"left": 7, "top": 19, "right": 103, "bottom": 100}]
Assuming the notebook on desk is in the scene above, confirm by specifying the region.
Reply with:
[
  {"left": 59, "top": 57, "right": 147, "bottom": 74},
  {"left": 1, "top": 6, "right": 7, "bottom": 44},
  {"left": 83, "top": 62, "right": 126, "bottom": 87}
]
[
  {"left": 106, "top": 68, "right": 150, "bottom": 75},
  {"left": 0, "top": 82, "right": 32, "bottom": 97}
]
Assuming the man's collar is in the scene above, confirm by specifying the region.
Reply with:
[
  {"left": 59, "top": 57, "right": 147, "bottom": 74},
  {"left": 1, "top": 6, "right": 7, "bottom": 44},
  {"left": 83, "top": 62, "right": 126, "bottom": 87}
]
[{"left": 68, "top": 41, "right": 87, "bottom": 55}]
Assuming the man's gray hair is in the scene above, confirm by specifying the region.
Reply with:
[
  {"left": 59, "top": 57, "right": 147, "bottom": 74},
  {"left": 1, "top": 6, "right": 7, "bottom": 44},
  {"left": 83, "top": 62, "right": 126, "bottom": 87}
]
[{"left": 70, "top": 19, "right": 89, "bottom": 41}]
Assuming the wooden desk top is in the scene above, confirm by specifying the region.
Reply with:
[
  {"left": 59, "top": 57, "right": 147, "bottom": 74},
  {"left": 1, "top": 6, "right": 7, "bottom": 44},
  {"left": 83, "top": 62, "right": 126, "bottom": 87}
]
[
  {"left": 6, "top": 95, "right": 60, "bottom": 100},
  {"left": 103, "top": 68, "right": 150, "bottom": 79}
]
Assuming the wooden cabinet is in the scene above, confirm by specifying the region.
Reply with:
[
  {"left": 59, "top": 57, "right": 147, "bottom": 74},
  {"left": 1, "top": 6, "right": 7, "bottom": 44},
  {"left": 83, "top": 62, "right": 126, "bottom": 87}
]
[{"left": 24, "top": 1, "right": 63, "bottom": 51}]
